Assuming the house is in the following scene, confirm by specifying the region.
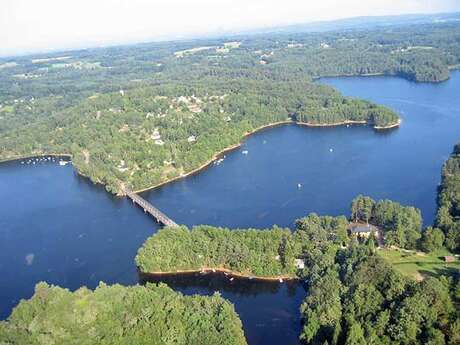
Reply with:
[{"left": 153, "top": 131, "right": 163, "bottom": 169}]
[
  {"left": 349, "top": 224, "right": 374, "bottom": 238},
  {"left": 294, "top": 259, "right": 305, "bottom": 269},
  {"left": 151, "top": 128, "right": 161, "bottom": 140},
  {"left": 444, "top": 256, "right": 455, "bottom": 263}
]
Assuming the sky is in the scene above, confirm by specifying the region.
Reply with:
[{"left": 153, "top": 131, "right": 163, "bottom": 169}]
[{"left": 2, "top": 0, "right": 460, "bottom": 56}]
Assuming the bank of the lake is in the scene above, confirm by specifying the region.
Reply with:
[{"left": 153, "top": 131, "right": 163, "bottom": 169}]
[
  {"left": 140, "top": 268, "right": 298, "bottom": 282},
  {"left": 0, "top": 153, "right": 72, "bottom": 164},
  {"left": 131, "top": 119, "right": 399, "bottom": 194}
]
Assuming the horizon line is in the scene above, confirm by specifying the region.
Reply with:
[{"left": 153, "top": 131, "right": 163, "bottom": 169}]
[{"left": 2, "top": 10, "right": 459, "bottom": 59}]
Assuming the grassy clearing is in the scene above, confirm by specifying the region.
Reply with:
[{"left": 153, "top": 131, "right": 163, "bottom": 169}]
[
  {"left": 0, "top": 105, "right": 14, "bottom": 113},
  {"left": 378, "top": 248, "right": 460, "bottom": 280}
]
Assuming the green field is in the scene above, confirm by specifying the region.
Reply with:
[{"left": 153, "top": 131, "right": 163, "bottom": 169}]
[
  {"left": 378, "top": 248, "right": 460, "bottom": 280},
  {"left": 0, "top": 105, "right": 14, "bottom": 113}
]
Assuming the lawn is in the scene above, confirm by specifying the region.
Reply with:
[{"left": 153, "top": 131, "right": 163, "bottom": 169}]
[{"left": 378, "top": 248, "right": 460, "bottom": 280}]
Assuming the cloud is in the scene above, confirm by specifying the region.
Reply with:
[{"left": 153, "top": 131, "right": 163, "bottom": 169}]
[{"left": 2, "top": 0, "right": 460, "bottom": 56}]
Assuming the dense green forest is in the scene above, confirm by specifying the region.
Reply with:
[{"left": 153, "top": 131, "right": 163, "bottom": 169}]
[
  {"left": 437, "top": 143, "right": 460, "bottom": 252},
  {"left": 2, "top": 21, "right": 460, "bottom": 193},
  {"left": 299, "top": 243, "right": 459, "bottom": 344},
  {"left": 137, "top": 224, "right": 305, "bottom": 277},
  {"left": 0, "top": 282, "right": 247, "bottom": 345}
]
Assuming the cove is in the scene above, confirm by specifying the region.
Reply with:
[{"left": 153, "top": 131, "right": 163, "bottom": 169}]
[
  {"left": 142, "top": 73, "right": 460, "bottom": 228},
  {"left": 1, "top": 72, "right": 460, "bottom": 345}
]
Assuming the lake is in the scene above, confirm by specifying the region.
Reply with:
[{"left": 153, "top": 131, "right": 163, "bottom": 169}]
[{"left": 1, "top": 72, "right": 460, "bottom": 344}]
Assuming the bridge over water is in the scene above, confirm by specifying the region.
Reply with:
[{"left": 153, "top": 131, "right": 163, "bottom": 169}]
[{"left": 123, "top": 188, "right": 178, "bottom": 227}]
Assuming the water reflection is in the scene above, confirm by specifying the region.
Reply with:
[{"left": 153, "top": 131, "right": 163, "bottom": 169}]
[{"left": 140, "top": 272, "right": 306, "bottom": 345}]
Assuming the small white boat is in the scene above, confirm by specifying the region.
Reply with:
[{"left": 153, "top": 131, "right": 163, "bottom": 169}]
[
  {"left": 329, "top": 148, "right": 333, "bottom": 152},
  {"left": 242, "top": 150, "right": 248, "bottom": 155},
  {"left": 279, "top": 278, "right": 284, "bottom": 283},
  {"left": 297, "top": 183, "right": 302, "bottom": 189},
  {"left": 229, "top": 277, "right": 234, "bottom": 282},
  {"left": 212, "top": 268, "right": 216, "bottom": 273}
]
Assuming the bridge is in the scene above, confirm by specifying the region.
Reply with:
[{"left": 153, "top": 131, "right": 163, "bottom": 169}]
[{"left": 123, "top": 188, "right": 178, "bottom": 227}]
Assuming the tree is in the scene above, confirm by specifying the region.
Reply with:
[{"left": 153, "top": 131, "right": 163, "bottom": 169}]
[
  {"left": 351, "top": 195, "right": 375, "bottom": 223},
  {"left": 421, "top": 227, "right": 445, "bottom": 253},
  {"left": 345, "top": 322, "right": 366, "bottom": 345}
]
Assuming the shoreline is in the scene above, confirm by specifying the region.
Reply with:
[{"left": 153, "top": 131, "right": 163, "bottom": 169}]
[
  {"left": 374, "top": 118, "right": 402, "bottom": 130},
  {"left": 139, "top": 267, "right": 298, "bottom": 282},
  {"left": 315, "top": 70, "right": 455, "bottom": 84},
  {"left": 130, "top": 120, "right": 293, "bottom": 194},
  {"left": 313, "top": 72, "right": 385, "bottom": 80},
  {"left": 0, "top": 153, "right": 72, "bottom": 164},
  {"left": 0, "top": 118, "right": 400, "bottom": 196},
  {"left": 131, "top": 119, "right": 400, "bottom": 194}
]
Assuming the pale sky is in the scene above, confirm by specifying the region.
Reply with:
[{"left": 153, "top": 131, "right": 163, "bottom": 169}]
[{"left": 2, "top": 0, "right": 460, "bottom": 56}]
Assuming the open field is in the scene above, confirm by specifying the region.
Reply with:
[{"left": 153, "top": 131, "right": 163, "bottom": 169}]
[{"left": 378, "top": 248, "right": 460, "bottom": 280}]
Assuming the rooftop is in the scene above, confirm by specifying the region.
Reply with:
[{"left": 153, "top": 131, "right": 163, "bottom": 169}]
[{"left": 350, "top": 224, "right": 373, "bottom": 233}]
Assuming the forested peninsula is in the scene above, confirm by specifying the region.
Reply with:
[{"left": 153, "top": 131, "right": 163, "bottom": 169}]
[
  {"left": 2, "top": 21, "right": 460, "bottom": 193},
  {"left": 0, "top": 283, "right": 247, "bottom": 345},
  {"left": 0, "top": 81, "right": 398, "bottom": 194},
  {"left": 135, "top": 198, "right": 423, "bottom": 279}
]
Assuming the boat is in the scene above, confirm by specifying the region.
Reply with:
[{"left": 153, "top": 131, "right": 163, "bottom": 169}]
[
  {"left": 279, "top": 278, "right": 284, "bottom": 283},
  {"left": 229, "top": 277, "right": 234, "bottom": 282},
  {"left": 297, "top": 183, "right": 302, "bottom": 189},
  {"left": 59, "top": 161, "right": 68, "bottom": 166},
  {"left": 329, "top": 148, "right": 333, "bottom": 152},
  {"left": 242, "top": 150, "right": 248, "bottom": 155}
]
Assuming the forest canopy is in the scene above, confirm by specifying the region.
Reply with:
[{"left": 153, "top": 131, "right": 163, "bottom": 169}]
[
  {"left": 0, "top": 282, "right": 247, "bottom": 345},
  {"left": 436, "top": 142, "right": 460, "bottom": 252}
]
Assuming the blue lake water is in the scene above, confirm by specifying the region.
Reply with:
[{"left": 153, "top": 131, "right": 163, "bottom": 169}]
[{"left": 1, "top": 71, "right": 460, "bottom": 345}]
